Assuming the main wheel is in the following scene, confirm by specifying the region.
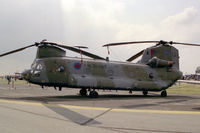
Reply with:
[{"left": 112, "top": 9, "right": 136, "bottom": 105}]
[
  {"left": 80, "top": 88, "right": 87, "bottom": 96},
  {"left": 89, "top": 90, "right": 99, "bottom": 98},
  {"left": 143, "top": 90, "right": 148, "bottom": 96},
  {"left": 161, "top": 90, "right": 167, "bottom": 97}
]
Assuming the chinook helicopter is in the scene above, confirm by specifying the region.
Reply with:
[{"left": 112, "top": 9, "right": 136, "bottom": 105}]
[{"left": 0, "top": 40, "right": 200, "bottom": 98}]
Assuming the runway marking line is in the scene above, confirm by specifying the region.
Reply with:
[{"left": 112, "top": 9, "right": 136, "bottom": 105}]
[{"left": 0, "top": 99, "right": 200, "bottom": 115}]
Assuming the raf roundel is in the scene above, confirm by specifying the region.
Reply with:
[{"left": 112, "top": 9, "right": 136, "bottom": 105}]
[{"left": 74, "top": 62, "right": 82, "bottom": 70}]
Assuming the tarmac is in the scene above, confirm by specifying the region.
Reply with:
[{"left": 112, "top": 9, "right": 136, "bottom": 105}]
[{"left": 0, "top": 83, "right": 200, "bottom": 133}]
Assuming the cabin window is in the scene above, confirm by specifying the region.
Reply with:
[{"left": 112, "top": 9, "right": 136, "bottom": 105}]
[
  {"left": 149, "top": 73, "right": 154, "bottom": 79},
  {"left": 58, "top": 66, "right": 65, "bottom": 72}
]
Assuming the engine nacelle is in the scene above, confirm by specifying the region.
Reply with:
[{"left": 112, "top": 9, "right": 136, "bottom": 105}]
[{"left": 147, "top": 57, "right": 173, "bottom": 68}]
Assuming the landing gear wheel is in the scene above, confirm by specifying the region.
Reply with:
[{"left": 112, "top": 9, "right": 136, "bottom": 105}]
[
  {"left": 143, "top": 90, "right": 148, "bottom": 96},
  {"left": 89, "top": 90, "right": 99, "bottom": 98},
  {"left": 80, "top": 88, "right": 87, "bottom": 96},
  {"left": 58, "top": 87, "right": 62, "bottom": 91},
  {"left": 161, "top": 90, "right": 167, "bottom": 97}
]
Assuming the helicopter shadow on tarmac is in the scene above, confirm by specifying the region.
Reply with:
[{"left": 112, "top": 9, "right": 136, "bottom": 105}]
[
  {"left": 43, "top": 103, "right": 102, "bottom": 126},
  {"left": 1, "top": 94, "right": 200, "bottom": 127}
]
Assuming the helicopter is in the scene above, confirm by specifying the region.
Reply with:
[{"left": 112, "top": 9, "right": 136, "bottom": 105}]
[{"left": 1, "top": 40, "right": 200, "bottom": 98}]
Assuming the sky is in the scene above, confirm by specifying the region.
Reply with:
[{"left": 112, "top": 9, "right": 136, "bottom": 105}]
[{"left": 0, "top": 0, "right": 200, "bottom": 75}]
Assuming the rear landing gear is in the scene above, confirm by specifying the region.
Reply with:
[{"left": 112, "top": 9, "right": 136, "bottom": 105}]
[
  {"left": 79, "top": 88, "right": 99, "bottom": 98},
  {"left": 79, "top": 88, "right": 87, "bottom": 96},
  {"left": 161, "top": 90, "right": 167, "bottom": 97},
  {"left": 89, "top": 90, "right": 99, "bottom": 98},
  {"left": 143, "top": 90, "right": 148, "bottom": 96},
  {"left": 58, "top": 87, "right": 62, "bottom": 91}
]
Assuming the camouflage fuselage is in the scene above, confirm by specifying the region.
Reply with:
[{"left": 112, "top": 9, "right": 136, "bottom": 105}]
[{"left": 27, "top": 57, "right": 182, "bottom": 92}]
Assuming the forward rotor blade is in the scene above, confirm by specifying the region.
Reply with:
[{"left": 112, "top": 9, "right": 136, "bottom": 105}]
[
  {"left": 43, "top": 41, "right": 105, "bottom": 60},
  {"left": 126, "top": 50, "right": 144, "bottom": 62},
  {"left": 0, "top": 44, "right": 36, "bottom": 57},
  {"left": 171, "top": 42, "right": 200, "bottom": 46},
  {"left": 58, "top": 44, "right": 105, "bottom": 60},
  {"left": 103, "top": 41, "right": 159, "bottom": 47},
  {"left": 74, "top": 46, "right": 88, "bottom": 49}
]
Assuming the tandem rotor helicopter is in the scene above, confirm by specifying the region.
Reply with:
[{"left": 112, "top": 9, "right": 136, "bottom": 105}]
[{"left": 1, "top": 40, "right": 200, "bottom": 98}]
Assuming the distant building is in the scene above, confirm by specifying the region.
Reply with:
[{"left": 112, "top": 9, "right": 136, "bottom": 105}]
[
  {"left": 196, "top": 66, "right": 200, "bottom": 74},
  {"left": 182, "top": 66, "right": 200, "bottom": 81},
  {"left": 183, "top": 74, "right": 200, "bottom": 81}
]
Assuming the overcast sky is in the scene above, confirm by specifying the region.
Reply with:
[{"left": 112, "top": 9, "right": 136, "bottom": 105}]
[{"left": 0, "top": 0, "right": 200, "bottom": 75}]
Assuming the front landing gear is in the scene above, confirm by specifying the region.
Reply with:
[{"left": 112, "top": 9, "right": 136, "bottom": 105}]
[
  {"left": 161, "top": 90, "right": 167, "bottom": 97},
  {"left": 143, "top": 90, "right": 148, "bottom": 96},
  {"left": 79, "top": 88, "right": 87, "bottom": 96},
  {"left": 89, "top": 90, "right": 99, "bottom": 98}
]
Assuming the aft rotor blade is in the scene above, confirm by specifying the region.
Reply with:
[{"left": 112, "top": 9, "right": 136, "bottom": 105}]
[
  {"left": 171, "top": 42, "right": 200, "bottom": 46},
  {"left": 43, "top": 41, "right": 105, "bottom": 60},
  {"left": 103, "top": 41, "right": 159, "bottom": 47},
  {"left": 0, "top": 44, "right": 36, "bottom": 57},
  {"left": 127, "top": 49, "right": 144, "bottom": 62}
]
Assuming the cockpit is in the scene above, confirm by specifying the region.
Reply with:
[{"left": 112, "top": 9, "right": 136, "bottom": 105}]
[{"left": 31, "top": 61, "right": 44, "bottom": 77}]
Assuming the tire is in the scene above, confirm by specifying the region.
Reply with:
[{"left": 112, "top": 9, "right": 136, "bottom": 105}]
[
  {"left": 89, "top": 91, "right": 99, "bottom": 98},
  {"left": 161, "top": 90, "right": 167, "bottom": 97},
  {"left": 80, "top": 89, "right": 87, "bottom": 96},
  {"left": 143, "top": 90, "right": 148, "bottom": 96}
]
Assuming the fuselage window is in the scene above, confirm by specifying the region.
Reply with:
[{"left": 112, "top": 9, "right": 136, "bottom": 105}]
[
  {"left": 149, "top": 73, "right": 154, "bottom": 79},
  {"left": 58, "top": 66, "right": 65, "bottom": 72}
]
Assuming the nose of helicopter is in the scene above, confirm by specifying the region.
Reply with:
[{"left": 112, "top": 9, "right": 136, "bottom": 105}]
[{"left": 22, "top": 69, "right": 31, "bottom": 81}]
